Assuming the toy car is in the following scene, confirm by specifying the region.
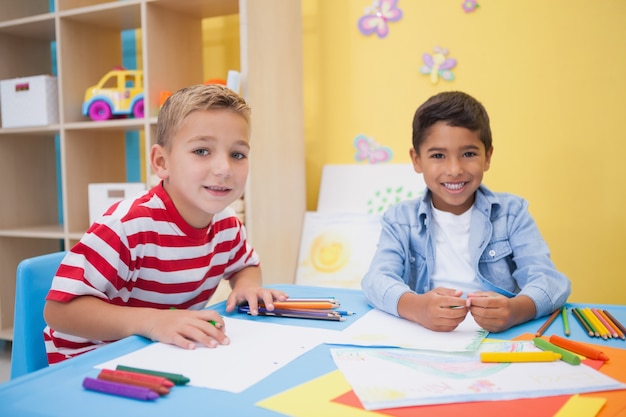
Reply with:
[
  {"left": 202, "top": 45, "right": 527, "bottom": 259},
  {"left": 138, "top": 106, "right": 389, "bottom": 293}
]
[{"left": 82, "top": 69, "right": 144, "bottom": 121}]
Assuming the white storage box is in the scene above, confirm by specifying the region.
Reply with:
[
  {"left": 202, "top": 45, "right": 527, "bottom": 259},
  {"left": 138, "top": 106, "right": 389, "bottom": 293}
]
[
  {"left": 88, "top": 183, "right": 147, "bottom": 225},
  {"left": 0, "top": 75, "right": 59, "bottom": 128}
]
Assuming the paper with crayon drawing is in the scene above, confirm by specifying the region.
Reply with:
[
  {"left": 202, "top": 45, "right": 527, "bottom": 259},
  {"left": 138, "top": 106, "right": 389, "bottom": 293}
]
[
  {"left": 325, "top": 308, "right": 487, "bottom": 352},
  {"left": 330, "top": 341, "right": 626, "bottom": 410}
]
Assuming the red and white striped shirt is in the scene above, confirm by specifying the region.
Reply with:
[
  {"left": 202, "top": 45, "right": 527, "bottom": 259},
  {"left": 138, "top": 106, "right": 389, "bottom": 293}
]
[{"left": 44, "top": 182, "right": 259, "bottom": 363}]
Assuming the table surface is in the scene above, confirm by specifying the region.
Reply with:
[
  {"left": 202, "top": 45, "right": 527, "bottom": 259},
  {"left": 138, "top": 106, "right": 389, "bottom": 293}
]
[{"left": 1, "top": 285, "right": 624, "bottom": 417}]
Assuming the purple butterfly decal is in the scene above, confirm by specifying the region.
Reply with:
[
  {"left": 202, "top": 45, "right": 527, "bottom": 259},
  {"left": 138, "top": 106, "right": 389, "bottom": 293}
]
[
  {"left": 419, "top": 46, "right": 457, "bottom": 84},
  {"left": 358, "top": 0, "right": 403, "bottom": 39},
  {"left": 354, "top": 135, "right": 393, "bottom": 164}
]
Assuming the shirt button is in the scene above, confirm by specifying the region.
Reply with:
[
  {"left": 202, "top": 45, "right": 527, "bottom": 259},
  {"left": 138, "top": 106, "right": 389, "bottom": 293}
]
[
  {"left": 410, "top": 256, "right": 415, "bottom": 263},
  {"left": 489, "top": 250, "right": 496, "bottom": 257}
]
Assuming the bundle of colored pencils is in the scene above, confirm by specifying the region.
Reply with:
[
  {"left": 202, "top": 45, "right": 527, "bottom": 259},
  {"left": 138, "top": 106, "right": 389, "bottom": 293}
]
[
  {"left": 238, "top": 297, "right": 353, "bottom": 321},
  {"left": 536, "top": 305, "right": 626, "bottom": 341}
]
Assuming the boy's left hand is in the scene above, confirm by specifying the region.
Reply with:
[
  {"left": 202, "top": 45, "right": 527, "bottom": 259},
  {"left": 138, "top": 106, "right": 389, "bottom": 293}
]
[
  {"left": 225, "top": 285, "right": 288, "bottom": 314},
  {"left": 467, "top": 292, "right": 536, "bottom": 332}
]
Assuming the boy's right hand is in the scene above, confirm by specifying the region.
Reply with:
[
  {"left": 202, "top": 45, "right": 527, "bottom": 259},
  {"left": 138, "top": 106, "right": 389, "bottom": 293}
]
[
  {"left": 145, "top": 308, "right": 229, "bottom": 350},
  {"left": 398, "top": 287, "right": 468, "bottom": 332}
]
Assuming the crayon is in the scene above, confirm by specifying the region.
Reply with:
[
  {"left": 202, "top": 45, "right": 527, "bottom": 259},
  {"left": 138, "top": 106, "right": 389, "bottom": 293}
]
[
  {"left": 603, "top": 310, "right": 626, "bottom": 340},
  {"left": 97, "top": 369, "right": 170, "bottom": 395},
  {"left": 549, "top": 334, "right": 610, "bottom": 361},
  {"left": 535, "top": 309, "right": 560, "bottom": 337},
  {"left": 116, "top": 365, "right": 190, "bottom": 385},
  {"left": 480, "top": 351, "right": 561, "bottom": 363},
  {"left": 99, "top": 368, "right": 174, "bottom": 387},
  {"left": 533, "top": 337, "right": 581, "bottom": 365},
  {"left": 83, "top": 377, "right": 159, "bottom": 401}
]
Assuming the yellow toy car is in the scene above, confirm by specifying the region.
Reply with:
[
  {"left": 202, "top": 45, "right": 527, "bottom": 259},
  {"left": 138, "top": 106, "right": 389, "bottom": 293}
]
[{"left": 82, "top": 69, "right": 144, "bottom": 121}]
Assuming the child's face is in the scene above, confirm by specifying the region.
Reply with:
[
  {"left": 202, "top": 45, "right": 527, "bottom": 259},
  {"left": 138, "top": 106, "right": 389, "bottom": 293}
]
[
  {"left": 153, "top": 109, "right": 250, "bottom": 228},
  {"left": 410, "top": 121, "right": 492, "bottom": 215}
]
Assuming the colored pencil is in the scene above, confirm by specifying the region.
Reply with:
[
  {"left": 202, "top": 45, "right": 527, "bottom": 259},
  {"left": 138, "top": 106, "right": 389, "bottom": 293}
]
[
  {"left": 549, "top": 334, "right": 610, "bottom": 361},
  {"left": 576, "top": 308, "right": 600, "bottom": 337},
  {"left": 270, "top": 301, "right": 339, "bottom": 310},
  {"left": 533, "top": 337, "right": 581, "bottom": 365},
  {"left": 480, "top": 351, "right": 561, "bottom": 363},
  {"left": 535, "top": 309, "right": 560, "bottom": 337},
  {"left": 571, "top": 308, "right": 594, "bottom": 337},
  {"left": 595, "top": 309, "right": 620, "bottom": 339},
  {"left": 249, "top": 310, "right": 345, "bottom": 321},
  {"left": 583, "top": 308, "right": 609, "bottom": 340},
  {"left": 592, "top": 308, "right": 617, "bottom": 339},
  {"left": 603, "top": 310, "right": 626, "bottom": 340},
  {"left": 561, "top": 306, "right": 570, "bottom": 336}
]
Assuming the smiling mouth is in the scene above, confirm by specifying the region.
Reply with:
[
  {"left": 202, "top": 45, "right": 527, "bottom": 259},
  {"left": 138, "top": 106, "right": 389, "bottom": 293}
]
[
  {"left": 205, "top": 185, "right": 230, "bottom": 192},
  {"left": 443, "top": 182, "right": 466, "bottom": 190}
]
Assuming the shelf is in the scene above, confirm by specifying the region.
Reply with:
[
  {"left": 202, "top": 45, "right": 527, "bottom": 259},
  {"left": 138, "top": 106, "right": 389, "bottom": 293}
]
[
  {"left": 0, "top": 0, "right": 305, "bottom": 342},
  {"left": 0, "top": 225, "right": 65, "bottom": 239}
]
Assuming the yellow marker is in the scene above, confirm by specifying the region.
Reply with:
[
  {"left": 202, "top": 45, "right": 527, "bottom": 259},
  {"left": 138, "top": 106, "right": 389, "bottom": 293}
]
[{"left": 480, "top": 351, "right": 562, "bottom": 363}]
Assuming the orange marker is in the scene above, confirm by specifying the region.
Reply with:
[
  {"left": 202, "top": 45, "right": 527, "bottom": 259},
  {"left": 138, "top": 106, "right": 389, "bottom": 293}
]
[{"left": 549, "top": 334, "right": 610, "bottom": 361}]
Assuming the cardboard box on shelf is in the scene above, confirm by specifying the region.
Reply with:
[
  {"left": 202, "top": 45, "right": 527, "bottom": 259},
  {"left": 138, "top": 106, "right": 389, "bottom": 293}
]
[
  {"left": 0, "top": 75, "right": 59, "bottom": 128},
  {"left": 88, "top": 183, "right": 147, "bottom": 225}
]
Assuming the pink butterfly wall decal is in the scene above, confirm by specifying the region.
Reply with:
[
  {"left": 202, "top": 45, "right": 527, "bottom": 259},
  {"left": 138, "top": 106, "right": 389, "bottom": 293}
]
[
  {"left": 354, "top": 135, "right": 393, "bottom": 164},
  {"left": 358, "top": 0, "right": 403, "bottom": 39}
]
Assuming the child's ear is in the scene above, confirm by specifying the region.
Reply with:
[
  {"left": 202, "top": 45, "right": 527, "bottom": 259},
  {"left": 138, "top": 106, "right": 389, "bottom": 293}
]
[
  {"left": 409, "top": 147, "right": 424, "bottom": 173},
  {"left": 150, "top": 144, "right": 169, "bottom": 180}
]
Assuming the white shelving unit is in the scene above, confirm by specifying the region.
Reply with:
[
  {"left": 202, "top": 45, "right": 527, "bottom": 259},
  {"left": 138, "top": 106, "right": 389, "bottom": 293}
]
[{"left": 0, "top": 0, "right": 305, "bottom": 341}]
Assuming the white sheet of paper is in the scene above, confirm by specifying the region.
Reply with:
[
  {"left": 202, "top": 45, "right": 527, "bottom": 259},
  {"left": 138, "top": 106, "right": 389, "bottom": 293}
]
[
  {"left": 331, "top": 342, "right": 626, "bottom": 410},
  {"left": 95, "top": 317, "right": 339, "bottom": 393},
  {"left": 325, "top": 308, "right": 488, "bottom": 352}
]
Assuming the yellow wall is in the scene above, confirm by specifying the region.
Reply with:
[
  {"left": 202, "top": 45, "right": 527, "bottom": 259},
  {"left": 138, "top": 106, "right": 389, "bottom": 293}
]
[{"left": 301, "top": 0, "right": 626, "bottom": 304}]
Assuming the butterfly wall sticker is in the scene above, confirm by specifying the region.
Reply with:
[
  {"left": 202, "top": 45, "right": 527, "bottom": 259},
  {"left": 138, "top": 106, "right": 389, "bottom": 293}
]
[
  {"left": 358, "top": 0, "right": 403, "bottom": 39},
  {"left": 419, "top": 46, "right": 458, "bottom": 84},
  {"left": 354, "top": 134, "right": 393, "bottom": 164}
]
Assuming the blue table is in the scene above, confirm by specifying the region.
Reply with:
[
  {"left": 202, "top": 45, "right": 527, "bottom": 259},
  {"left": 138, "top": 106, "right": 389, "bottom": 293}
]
[{"left": 1, "top": 285, "right": 624, "bottom": 416}]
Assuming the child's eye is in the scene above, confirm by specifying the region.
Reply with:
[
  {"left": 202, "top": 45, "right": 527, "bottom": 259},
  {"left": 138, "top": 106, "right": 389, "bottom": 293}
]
[
  {"left": 430, "top": 153, "right": 444, "bottom": 159},
  {"left": 463, "top": 151, "right": 477, "bottom": 158},
  {"left": 193, "top": 149, "right": 210, "bottom": 156},
  {"left": 231, "top": 152, "right": 247, "bottom": 160}
]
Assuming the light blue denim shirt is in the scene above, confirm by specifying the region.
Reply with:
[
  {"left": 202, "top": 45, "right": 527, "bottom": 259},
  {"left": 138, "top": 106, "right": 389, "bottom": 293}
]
[{"left": 361, "top": 184, "right": 571, "bottom": 319}]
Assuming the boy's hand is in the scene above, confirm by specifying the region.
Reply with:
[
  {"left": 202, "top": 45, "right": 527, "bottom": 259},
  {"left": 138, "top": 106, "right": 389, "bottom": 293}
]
[
  {"left": 398, "top": 287, "right": 468, "bottom": 332},
  {"left": 467, "top": 292, "right": 536, "bottom": 332},
  {"left": 225, "top": 285, "right": 288, "bottom": 314},
  {"left": 146, "top": 308, "right": 229, "bottom": 351}
]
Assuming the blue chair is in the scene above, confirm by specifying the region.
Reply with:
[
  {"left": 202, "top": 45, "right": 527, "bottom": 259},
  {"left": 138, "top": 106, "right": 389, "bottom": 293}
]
[{"left": 10, "top": 251, "right": 66, "bottom": 379}]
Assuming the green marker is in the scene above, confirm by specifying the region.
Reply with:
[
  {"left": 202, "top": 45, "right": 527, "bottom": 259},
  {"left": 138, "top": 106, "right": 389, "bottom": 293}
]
[
  {"left": 533, "top": 337, "right": 581, "bottom": 366},
  {"left": 116, "top": 365, "right": 190, "bottom": 385}
]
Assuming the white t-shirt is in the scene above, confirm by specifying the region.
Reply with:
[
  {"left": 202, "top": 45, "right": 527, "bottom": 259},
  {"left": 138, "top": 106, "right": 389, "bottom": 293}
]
[{"left": 430, "top": 204, "right": 482, "bottom": 294}]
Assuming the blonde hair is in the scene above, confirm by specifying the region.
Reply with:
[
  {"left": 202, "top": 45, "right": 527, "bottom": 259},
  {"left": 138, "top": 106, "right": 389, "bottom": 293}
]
[{"left": 156, "top": 84, "right": 251, "bottom": 148}]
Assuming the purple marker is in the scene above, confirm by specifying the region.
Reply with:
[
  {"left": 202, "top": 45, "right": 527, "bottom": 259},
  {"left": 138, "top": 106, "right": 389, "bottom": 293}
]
[{"left": 82, "top": 377, "right": 159, "bottom": 401}]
